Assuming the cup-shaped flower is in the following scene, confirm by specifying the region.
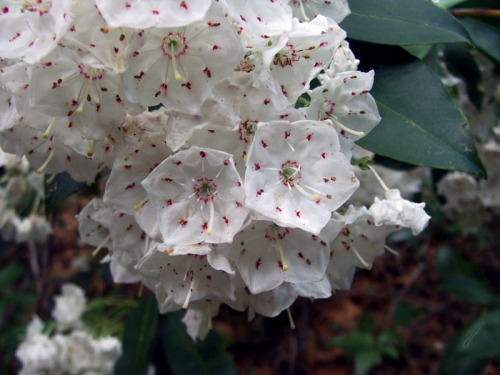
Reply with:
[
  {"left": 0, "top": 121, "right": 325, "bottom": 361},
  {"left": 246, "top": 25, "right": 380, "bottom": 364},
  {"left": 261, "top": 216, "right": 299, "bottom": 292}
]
[
  {"left": 244, "top": 120, "right": 359, "bottom": 234},
  {"left": 221, "top": 220, "right": 330, "bottom": 294},
  {"left": 142, "top": 146, "right": 248, "bottom": 245}
]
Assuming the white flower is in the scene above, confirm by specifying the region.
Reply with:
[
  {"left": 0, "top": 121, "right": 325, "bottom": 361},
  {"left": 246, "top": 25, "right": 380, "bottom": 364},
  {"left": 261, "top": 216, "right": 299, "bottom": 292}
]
[
  {"left": 369, "top": 188, "right": 430, "bottom": 236},
  {"left": 290, "top": 0, "right": 350, "bottom": 23},
  {"left": 244, "top": 120, "right": 358, "bottom": 234},
  {"left": 142, "top": 147, "right": 248, "bottom": 245},
  {"left": 16, "top": 317, "right": 59, "bottom": 375},
  {"left": 52, "top": 283, "right": 86, "bottom": 331},
  {"left": 95, "top": 0, "right": 212, "bottom": 29},
  {"left": 221, "top": 220, "right": 330, "bottom": 294}
]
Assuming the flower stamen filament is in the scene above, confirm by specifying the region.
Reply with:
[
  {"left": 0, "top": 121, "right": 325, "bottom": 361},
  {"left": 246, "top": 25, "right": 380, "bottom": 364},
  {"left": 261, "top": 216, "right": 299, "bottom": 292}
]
[
  {"left": 367, "top": 164, "right": 389, "bottom": 192},
  {"left": 134, "top": 196, "right": 149, "bottom": 211},
  {"left": 274, "top": 230, "right": 289, "bottom": 271},
  {"left": 327, "top": 116, "right": 365, "bottom": 137},
  {"left": 171, "top": 44, "right": 182, "bottom": 81},
  {"left": 298, "top": 0, "right": 310, "bottom": 22},
  {"left": 42, "top": 117, "right": 56, "bottom": 139},
  {"left": 207, "top": 199, "right": 215, "bottom": 236},
  {"left": 76, "top": 70, "right": 94, "bottom": 114},
  {"left": 36, "top": 144, "right": 57, "bottom": 174},
  {"left": 92, "top": 234, "right": 111, "bottom": 257},
  {"left": 351, "top": 244, "right": 370, "bottom": 269},
  {"left": 182, "top": 276, "right": 196, "bottom": 309}
]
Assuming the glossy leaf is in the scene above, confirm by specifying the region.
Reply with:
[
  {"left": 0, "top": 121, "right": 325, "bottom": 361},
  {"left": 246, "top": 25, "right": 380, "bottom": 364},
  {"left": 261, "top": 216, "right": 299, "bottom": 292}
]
[
  {"left": 340, "top": 0, "right": 471, "bottom": 45},
  {"left": 114, "top": 294, "right": 159, "bottom": 375},
  {"left": 438, "top": 331, "right": 487, "bottom": 375},
  {"left": 44, "top": 172, "right": 87, "bottom": 216},
  {"left": 461, "top": 18, "right": 500, "bottom": 63},
  {"left": 357, "top": 60, "right": 486, "bottom": 177},
  {"left": 160, "top": 312, "right": 237, "bottom": 375},
  {"left": 438, "top": 274, "right": 497, "bottom": 305},
  {"left": 457, "top": 311, "right": 500, "bottom": 357}
]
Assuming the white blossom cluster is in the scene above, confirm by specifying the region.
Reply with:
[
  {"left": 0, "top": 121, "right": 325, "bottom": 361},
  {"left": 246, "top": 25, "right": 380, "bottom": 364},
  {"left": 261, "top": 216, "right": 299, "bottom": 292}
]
[
  {"left": 15, "top": 284, "right": 122, "bottom": 375},
  {"left": 438, "top": 51, "right": 500, "bottom": 234},
  {"left": 0, "top": 149, "right": 52, "bottom": 243},
  {"left": 0, "top": 0, "right": 430, "bottom": 339}
]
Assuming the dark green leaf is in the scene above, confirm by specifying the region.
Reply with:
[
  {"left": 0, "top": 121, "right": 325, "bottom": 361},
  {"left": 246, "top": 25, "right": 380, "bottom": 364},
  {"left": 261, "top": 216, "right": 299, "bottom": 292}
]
[
  {"left": 434, "top": 246, "right": 482, "bottom": 279},
  {"left": 439, "top": 274, "right": 497, "bottom": 305},
  {"left": 0, "top": 264, "right": 23, "bottom": 289},
  {"left": 114, "top": 294, "right": 158, "bottom": 375},
  {"left": 438, "top": 331, "right": 488, "bottom": 375},
  {"left": 443, "top": 43, "right": 483, "bottom": 108},
  {"left": 457, "top": 311, "right": 500, "bottom": 357},
  {"left": 160, "top": 312, "right": 237, "bottom": 375},
  {"left": 44, "top": 172, "right": 87, "bottom": 216},
  {"left": 402, "top": 44, "right": 433, "bottom": 59},
  {"left": 357, "top": 60, "right": 486, "bottom": 177},
  {"left": 340, "top": 0, "right": 471, "bottom": 45},
  {"left": 461, "top": 18, "right": 500, "bottom": 63},
  {"left": 354, "top": 350, "right": 382, "bottom": 375},
  {"left": 393, "top": 303, "right": 421, "bottom": 326}
]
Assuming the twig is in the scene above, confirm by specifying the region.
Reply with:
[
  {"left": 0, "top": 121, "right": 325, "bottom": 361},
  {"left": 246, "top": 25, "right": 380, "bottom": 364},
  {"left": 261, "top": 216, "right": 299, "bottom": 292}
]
[{"left": 450, "top": 9, "right": 500, "bottom": 18}]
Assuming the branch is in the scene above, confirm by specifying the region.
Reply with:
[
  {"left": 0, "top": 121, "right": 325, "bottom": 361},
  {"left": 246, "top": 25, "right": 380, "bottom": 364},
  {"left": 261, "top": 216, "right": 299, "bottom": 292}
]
[{"left": 450, "top": 8, "right": 500, "bottom": 18}]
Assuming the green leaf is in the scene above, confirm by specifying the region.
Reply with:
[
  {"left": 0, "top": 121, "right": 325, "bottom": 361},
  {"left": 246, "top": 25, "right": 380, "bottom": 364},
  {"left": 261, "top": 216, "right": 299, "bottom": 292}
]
[
  {"left": 457, "top": 311, "right": 500, "bottom": 357},
  {"left": 340, "top": 0, "right": 471, "bottom": 45},
  {"left": 434, "top": 246, "right": 482, "bottom": 279},
  {"left": 0, "top": 264, "right": 23, "bottom": 289},
  {"left": 114, "top": 295, "right": 159, "bottom": 375},
  {"left": 438, "top": 331, "right": 487, "bottom": 375},
  {"left": 356, "top": 60, "right": 486, "bottom": 177},
  {"left": 160, "top": 312, "right": 237, "bottom": 375},
  {"left": 44, "top": 172, "right": 87, "bottom": 216},
  {"left": 354, "top": 350, "right": 383, "bottom": 375},
  {"left": 402, "top": 44, "right": 433, "bottom": 59},
  {"left": 438, "top": 274, "right": 497, "bottom": 305},
  {"left": 460, "top": 18, "right": 500, "bottom": 64}
]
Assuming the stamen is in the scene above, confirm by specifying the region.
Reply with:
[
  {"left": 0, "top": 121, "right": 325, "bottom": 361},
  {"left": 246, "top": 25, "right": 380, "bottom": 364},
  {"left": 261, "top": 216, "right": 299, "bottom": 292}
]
[
  {"left": 207, "top": 199, "right": 215, "bottom": 236},
  {"left": 171, "top": 44, "right": 182, "bottom": 81},
  {"left": 327, "top": 117, "right": 365, "bottom": 137},
  {"left": 87, "top": 140, "right": 96, "bottom": 157},
  {"left": 96, "top": 163, "right": 107, "bottom": 176},
  {"left": 367, "top": 164, "right": 389, "bottom": 192},
  {"left": 133, "top": 196, "right": 149, "bottom": 211},
  {"left": 76, "top": 70, "right": 94, "bottom": 114},
  {"left": 295, "top": 183, "right": 320, "bottom": 201},
  {"left": 143, "top": 235, "right": 150, "bottom": 255},
  {"left": 274, "top": 230, "right": 289, "bottom": 271},
  {"left": 286, "top": 140, "right": 295, "bottom": 152},
  {"left": 36, "top": 145, "right": 57, "bottom": 174},
  {"left": 384, "top": 245, "right": 399, "bottom": 256},
  {"left": 42, "top": 117, "right": 56, "bottom": 139},
  {"left": 46, "top": 173, "right": 57, "bottom": 185},
  {"left": 286, "top": 308, "right": 296, "bottom": 330},
  {"left": 298, "top": 0, "right": 310, "bottom": 22},
  {"left": 207, "top": 301, "right": 213, "bottom": 330},
  {"left": 182, "top": 276, "right": 196, "bottom": 309},
  {"left": 138, "top": 283, "right": 144, "bottom": 297},
  {"left": 351, "top": 245, "right": 370, "bottom": 269},
  {"left": 92, "top": 234, "right": 111, "bottom": 257}
]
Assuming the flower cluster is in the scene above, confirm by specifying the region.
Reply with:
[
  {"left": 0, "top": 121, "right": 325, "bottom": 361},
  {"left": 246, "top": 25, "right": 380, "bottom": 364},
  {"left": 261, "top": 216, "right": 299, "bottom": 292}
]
[
  {"left": 437, "top": 50, "right": 500, "bottom": 234},
  {"left": 0, "top": 150, "right": 51, "bottom": 244},
  {"left": 15, "top": 284, "right": 121, "bottom": 375},
  {"left": 0, "top": 0, "right": 430, "bottom": 339}
]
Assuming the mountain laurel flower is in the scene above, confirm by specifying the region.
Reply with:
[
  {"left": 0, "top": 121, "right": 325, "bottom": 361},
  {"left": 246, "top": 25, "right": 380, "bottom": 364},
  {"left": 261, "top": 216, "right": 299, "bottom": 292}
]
[
  {"left": 244, "top": 120, "right": 359, "bottom": 234},
  {"left": 142, "top": 146, "right": 248, "bottom": 245}
]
